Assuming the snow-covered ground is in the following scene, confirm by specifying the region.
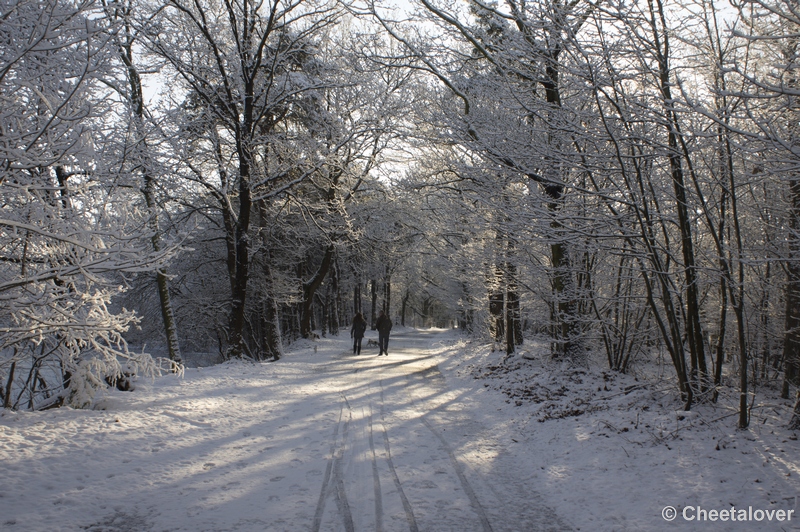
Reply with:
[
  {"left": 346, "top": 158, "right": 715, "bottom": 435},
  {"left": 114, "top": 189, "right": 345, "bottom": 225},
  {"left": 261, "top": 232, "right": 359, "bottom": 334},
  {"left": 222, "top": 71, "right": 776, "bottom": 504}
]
[{"left": 1, "top": 328, "right": 798, "bottom": 531}]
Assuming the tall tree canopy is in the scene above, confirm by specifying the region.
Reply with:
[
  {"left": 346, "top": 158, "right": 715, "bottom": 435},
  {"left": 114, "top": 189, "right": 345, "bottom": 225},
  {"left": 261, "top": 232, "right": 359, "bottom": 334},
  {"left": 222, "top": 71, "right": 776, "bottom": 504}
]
[{"left": 2, "top": 0, "right": 800, "bottom": 428}]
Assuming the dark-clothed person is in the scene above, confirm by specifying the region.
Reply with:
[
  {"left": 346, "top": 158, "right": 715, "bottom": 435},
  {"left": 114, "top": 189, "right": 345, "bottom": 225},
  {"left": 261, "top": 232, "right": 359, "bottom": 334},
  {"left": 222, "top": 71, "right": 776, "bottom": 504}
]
[
  {"left": 375, "top": 310, "right": 393, "bottom": 356},
  {"left": 351, "top": 313, "right": 367, "bottom": 355}
]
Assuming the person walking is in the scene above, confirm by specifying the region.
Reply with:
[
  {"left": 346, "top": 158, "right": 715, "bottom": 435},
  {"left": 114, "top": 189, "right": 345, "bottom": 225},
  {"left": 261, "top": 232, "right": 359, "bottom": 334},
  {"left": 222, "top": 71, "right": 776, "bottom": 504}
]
[
  {"left": 375, "top": 310, "right": 393, "bottom": 356},
  {"left": 351, "top": 312, "right": 367, "bottom": 355}
]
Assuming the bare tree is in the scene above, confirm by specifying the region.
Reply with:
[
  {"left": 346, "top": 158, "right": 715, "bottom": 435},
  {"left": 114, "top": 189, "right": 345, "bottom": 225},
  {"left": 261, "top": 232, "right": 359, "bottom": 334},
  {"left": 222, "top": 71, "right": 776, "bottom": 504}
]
[
  {"left": 101, "top": 0, "right": 182, "bottom": 365},
  {"left": 0, "top": 0, "right": 175, "bottom": 409},
  {"left": 149, "top": 0, "right": 344, "bottom": 358}
]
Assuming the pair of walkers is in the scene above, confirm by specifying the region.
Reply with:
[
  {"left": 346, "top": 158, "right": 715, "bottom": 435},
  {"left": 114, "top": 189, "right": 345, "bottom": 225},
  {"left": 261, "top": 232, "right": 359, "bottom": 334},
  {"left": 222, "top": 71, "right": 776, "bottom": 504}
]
[{"left": 350, "top": 310, "right": 393, "bottom": 356}]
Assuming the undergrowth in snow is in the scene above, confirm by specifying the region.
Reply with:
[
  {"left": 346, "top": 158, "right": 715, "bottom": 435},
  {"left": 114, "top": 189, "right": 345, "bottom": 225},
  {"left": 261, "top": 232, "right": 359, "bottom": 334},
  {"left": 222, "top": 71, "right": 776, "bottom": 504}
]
[{"left": 435, "top": 337, "right": 800, "bottom": 530}]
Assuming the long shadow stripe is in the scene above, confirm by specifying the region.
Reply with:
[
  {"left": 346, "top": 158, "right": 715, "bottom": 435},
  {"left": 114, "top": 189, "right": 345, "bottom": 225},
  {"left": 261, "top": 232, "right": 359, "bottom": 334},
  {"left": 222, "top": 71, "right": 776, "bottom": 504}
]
[
  {"left": 420, "top": 415, "right": 494, "bottom": 532},
  {"left": 405, "top": 370, "right": 493, "bottom": 532},
  {"left": 380, "top": 382, "right": 419, "bottom": 532}
]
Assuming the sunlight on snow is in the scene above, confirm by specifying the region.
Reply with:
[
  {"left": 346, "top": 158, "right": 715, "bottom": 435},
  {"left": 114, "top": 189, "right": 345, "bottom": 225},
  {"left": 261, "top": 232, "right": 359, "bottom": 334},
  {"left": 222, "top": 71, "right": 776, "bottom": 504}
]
[{"left": 546, "top": 464, "right": 571, "bottom": 480}]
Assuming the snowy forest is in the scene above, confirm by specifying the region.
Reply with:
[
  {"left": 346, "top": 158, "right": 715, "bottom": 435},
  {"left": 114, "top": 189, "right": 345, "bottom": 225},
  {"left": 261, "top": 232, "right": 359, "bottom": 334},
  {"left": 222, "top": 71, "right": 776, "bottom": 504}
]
[{"left": 2, "top": 0, "right": 800, "bottom": 433}]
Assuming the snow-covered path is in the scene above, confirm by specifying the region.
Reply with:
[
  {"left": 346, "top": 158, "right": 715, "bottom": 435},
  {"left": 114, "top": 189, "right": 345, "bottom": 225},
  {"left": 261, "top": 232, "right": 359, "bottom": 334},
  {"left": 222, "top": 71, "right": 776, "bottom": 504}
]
[
  {"left": 307, "top": 329, "right": 565, "bottom": 531},
  {"left": 0, "top": 329, "right": 566, "bottom": 531}
]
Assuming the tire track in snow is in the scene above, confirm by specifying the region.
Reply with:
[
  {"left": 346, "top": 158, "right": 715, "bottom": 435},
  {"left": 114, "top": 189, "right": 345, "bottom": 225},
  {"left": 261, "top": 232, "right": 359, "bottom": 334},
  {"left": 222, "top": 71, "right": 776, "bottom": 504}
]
[
  {"left": 312, "top": 394, "right": 354, "bottom": 532},
  {"left": 367, "top": 406, "right": 384, "bottom": 532},
  {"left": 334, "top": 393, "right": 355, "bottom": 532},
  {"left": 363, "top": 373, "right": 384, "bottom": 531},
  {"left": 312, "top": 404, "right": 342, "bottom": 532},
  {"left": 352, "top": 366, "right": 385, "bottom": 531},
  {"left": 378, "top": 381, "right": 419, "bottom": 532}
]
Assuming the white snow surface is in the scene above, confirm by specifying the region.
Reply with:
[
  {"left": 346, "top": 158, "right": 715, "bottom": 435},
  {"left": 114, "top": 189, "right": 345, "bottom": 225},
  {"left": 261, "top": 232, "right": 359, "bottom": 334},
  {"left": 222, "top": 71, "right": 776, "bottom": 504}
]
[{"left": 1, "top": 328, "right": 799, "bottom": 531}]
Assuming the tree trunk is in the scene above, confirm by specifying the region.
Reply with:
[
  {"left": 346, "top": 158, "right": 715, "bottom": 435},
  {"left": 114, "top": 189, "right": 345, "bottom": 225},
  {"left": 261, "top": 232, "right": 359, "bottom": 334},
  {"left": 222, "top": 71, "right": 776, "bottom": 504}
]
[
  {"left": 669, "top": 109, "right": 707, "bottom": 388},
  {"left": 383, "top": 265, "right": 391, "bottom": 315},
  {"left": 490, "top": 231, "right": 506, "bottom": 344},
  {"left": 713, "top": 274, "right": 727, "bottom": 403},
  {"left": 489, "top": 286, "right": 504, "bottom": 343},
  {"left": 505, "top": 289, "right": 516, "bottom": 355},
  {"left": 370, "top": 279, "right": 377, "bottom": 329},
  {"left": 541, "top": 56, "right": 580, "bottom": 360},
  {"left": 648, "top": 0, "right": 707, "bottom": 392},
  {"left": 506, "top": 280, "right": 522, "bottom": 349},
  {"left": 401, "top": 289, "right": 410, "bottom": 327},
  {"left": 548, "top": 229, "right": 578, "bottom": 357},
  {"left": 505, "top": 231, "right": 522, "bottom": 348},
  {"left": 225, "top": 51, "right": 256, "bottom": 358},
  {"left": 116, "top": 28, "right": 182, "bottom": 365},
  {"left": 321, "top": 290, "right": 329, "bottom": 338},
  {"left": 143, "top": 162, "right": 182, "bottom": 364},
  {"left": 789, "top": 391, "right": 800, "bottom": 430},
  {"left": 300, "top": 245, "right": 335, "bottom": 338},
  {"left": 3, "top": 361, "right": 15, "bottom": 409},
  {"left": 354, "top": 279, "right": 361, "bottom": 316},
  {"left": 226, "top": 152, "right": 252, "bottom": 357},
  {"left": 330, "top": 261, "right": 340, "bottom": 335},
  {"left": 263, "top": 290, "right": 282, "bottom": 360}
]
